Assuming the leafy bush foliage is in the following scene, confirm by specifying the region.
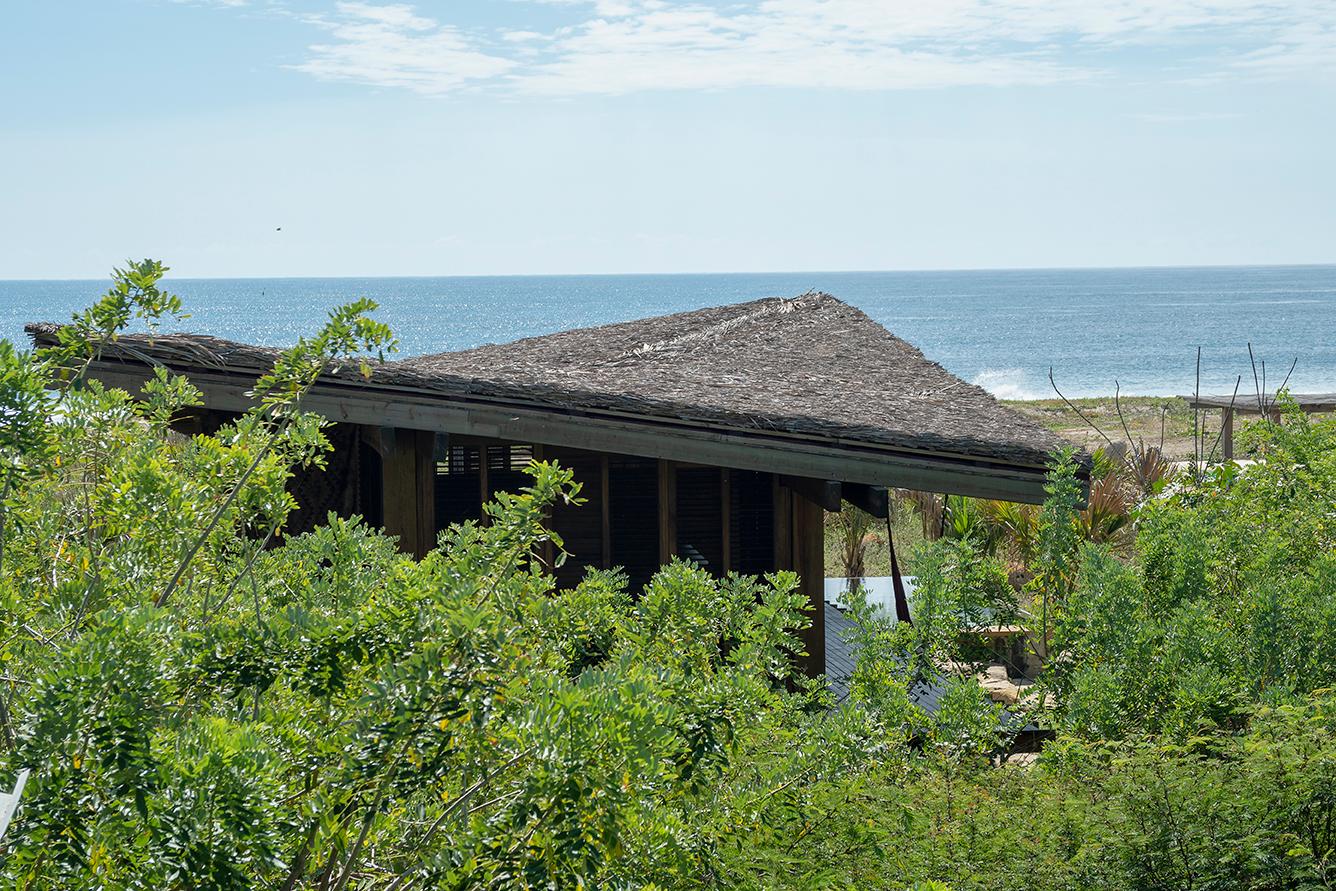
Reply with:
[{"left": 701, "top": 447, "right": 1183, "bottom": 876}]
[
  {"left": 3, "top": 262, "right": 1336, "bottom": 889},
  {"left": 1047, "top": 399, "right": 1336, "bottom": 740}
]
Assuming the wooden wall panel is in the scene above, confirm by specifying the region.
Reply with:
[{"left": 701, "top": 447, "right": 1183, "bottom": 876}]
[
  {"left": 789, "top": 489, "right": 826, "bottom": 679},
  {"left": 720, "top": 469, "right": 732, "bottom": 573},
  {"left": 381, "top": 427, "right": 436, "bottom": 559},
  {"left": 658, "top": 460, "right": 677, "bottom": 565},
  {"left": 284, "top": 422, "right": 363, "bottom": 537}
]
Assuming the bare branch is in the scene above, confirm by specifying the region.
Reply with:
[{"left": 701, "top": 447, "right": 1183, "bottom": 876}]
[
  {"left": 1276, "top": 357, "right": 1299, "bottom": 399},
  {"left": 1248, "top": 343, "right": 1265, "bottom": 415},
  {"left": 1048, "top": 367, "right": 1121, "bottom": 456},
  {"left": 1204, "top": 376, "right": 1243, "bottom": 466}
]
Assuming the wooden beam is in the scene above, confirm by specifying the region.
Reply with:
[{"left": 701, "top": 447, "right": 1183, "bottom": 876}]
[
  {"left": 1221, "top": 407, "right": 1234, "bottom": 460},
  {"left": 79, "top": 362, "right": 1058, "bottom": 503},
  {"left": 658, "top": 460, "right": 677, "bottom": 564},
  {"left": 1184, "top": 392, "right": 1336, "bottom": 412},
  {"left": 360, "top": 425, "right": 385, "bottom": 458},
  {"left": 381, "top": 428, "right": 419, "bottom": 558},
  {"left": 780, "top": 476, "right": 842, "bottom": 512},
  {"left": 789, "top": 484, "right": 826, "bottom": 679},
  {"left": 842, "top": 482, "right": 889, "bottom": 519}
]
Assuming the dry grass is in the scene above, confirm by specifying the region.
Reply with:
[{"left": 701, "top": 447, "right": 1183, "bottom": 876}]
[{"left": 1003, "top": 396, "right": 1223, "bottom": 460}]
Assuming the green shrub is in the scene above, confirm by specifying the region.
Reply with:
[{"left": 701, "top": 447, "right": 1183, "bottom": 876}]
[{"left": 5, "top": 261, "right": 1336, "bottom": 889}]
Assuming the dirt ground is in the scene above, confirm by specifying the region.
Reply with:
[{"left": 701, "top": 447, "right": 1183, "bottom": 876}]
[{"left": 1004, "top": 396, "right": 1226, "bottom": 460}]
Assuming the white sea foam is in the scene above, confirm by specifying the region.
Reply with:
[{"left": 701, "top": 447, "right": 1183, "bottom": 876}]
[{"left": 972, "top": 368, "right": 1046, "bottom": 401}]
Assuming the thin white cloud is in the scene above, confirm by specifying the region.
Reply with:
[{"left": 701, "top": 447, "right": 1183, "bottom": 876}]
[
  {"left": 277, "top": 0, "right": 1336, "bottom": 96},
  {"left": 1235, "top": 21, "right": 1336, "bottom": 78},
  {"left": 291, "top": 2, "right": 515, "bottom": 94}
]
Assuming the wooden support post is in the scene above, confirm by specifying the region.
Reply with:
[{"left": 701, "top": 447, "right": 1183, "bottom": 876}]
[
  {"left": 658, "top": 460, "right": 677, "bottom": 564},
  {"left": 1221, "top": 407, "right": 1234, "bottom": 460},
  {"left": 381, "top": 427, "right": 436, "bottom": 559},
  {"left": 381, "top": 427, "right": 416, "bottom": 556},
  {"left": 788, "top": 484, "right": 827, "bottom": 679}
]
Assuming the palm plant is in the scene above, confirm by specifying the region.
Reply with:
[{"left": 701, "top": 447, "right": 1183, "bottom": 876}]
[
  {"left": 1080, "top": 471, "right": 1132, "bottom": 546},
  {"left": 835, "top": 506, "right": 880, "bottom": 582},
  {"left": 981, "top": 499, "right": 1040, "bottom": 565},
  {"left": 942, "top": 495, "right": 1003, "bottom": 555},
  {"left": 1123, "top": 443, "right": 1175, "bottom": 499}
]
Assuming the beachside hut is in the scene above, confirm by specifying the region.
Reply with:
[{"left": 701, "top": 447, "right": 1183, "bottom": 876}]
[{"left": 28, "top": 292, "right": 1072, "bottom": 675}]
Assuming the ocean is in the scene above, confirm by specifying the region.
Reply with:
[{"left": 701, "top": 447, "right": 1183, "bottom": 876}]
[{"left": 2, "top": 265, "right": 1333, "bottom": 400}]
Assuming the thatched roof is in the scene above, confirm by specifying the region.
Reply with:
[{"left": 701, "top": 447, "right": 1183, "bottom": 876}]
[{"left": 27, "top": 292, "right": 1067, "bottom": 469}]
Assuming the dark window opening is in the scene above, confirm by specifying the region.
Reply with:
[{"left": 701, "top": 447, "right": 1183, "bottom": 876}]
[
  {"left": 485, "top": 444, "right": 535, "bottom": 500},
  {"left": 730, "top": 470, "right": 774, "bottom": 577},
  {"left": 435, "top": 438, "right": 482, "bottom": 532},
  {"left": 546, "top": 448, "right": 605, "bottom": 590},
  {"left": 285, "top": 422, "right": 363, "bottom": 537},
  {"left": 608, "top": 456, "right": 659, "bottom": 594},
  {"left": 676, "top": 467, "right": 723, "bottom": 575},
  {"left": 358, "top": 436, "right": 383, "bottom": 529}
]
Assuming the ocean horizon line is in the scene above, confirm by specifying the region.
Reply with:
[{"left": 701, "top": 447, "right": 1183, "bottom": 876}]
[
  {"left": 4, "top": 260, "right": 1336, "bottom": 285},
  {"left": 5, "top": 265, "right": 1335, "bottom": 402}
]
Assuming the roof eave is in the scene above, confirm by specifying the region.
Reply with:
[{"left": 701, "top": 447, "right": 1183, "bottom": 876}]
[{"left": 75, "top": 355, "right": 1064, "bottom": 503}]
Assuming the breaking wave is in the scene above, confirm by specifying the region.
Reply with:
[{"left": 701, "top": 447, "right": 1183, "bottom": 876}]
[{"left": 971, "top": 368, "right": 1047, "bottom": 401}]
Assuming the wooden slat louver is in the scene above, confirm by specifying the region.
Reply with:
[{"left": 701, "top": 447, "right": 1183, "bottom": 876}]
[
  {"left": 545, "top": 447, "right": 605, "bottom": 590},
  {"left": 608, "top": 456, "right": 660, "bottom": 594},
  {"left": 730, "top": 470, "right": 775, "bottom": 577},
  {"left": 676, "top": 467, "right": 724, "bottom": 575},
  {"left": 435, "top": 440, "right": 482, "bottom": 531},
  {"left": 485, "top": 444, "right": 534, "bottom": 500}
]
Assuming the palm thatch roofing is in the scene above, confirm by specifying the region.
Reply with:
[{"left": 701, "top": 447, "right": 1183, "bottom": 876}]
[{"left": 28, "top": 292, "right": 1069, "bottom": 474}]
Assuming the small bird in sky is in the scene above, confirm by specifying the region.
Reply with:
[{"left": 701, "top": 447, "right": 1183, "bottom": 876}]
[{"left": 276, "top": 227, "right": 282, "bottom": 231}]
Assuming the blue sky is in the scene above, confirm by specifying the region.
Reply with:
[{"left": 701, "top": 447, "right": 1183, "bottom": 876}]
[{"left": 2, "top": 0, "right": 1334, "bottom": 278}]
